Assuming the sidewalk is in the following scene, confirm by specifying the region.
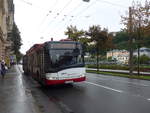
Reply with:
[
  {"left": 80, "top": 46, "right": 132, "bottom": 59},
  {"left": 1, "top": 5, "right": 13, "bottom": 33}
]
[{"left": 0, "top": 65, "right": 42, "bottom": 113}]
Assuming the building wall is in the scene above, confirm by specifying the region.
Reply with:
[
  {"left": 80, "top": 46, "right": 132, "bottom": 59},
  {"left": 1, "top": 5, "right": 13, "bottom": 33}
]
[
  {"left": 133, "top": 47, "right": 150, "bottom": 57},
  {"left": 0, "top": 38, "right": 4, "bottom": 60},
  {"left": 107, "top": 50, "right": 129, "bottom": 64},
  {"left": 0, "top": 0, "right": 14, "bottom": 63},
  {"left": 0, "top": 0, "right": 5, "bottom": 60},
  {"left": 107, "top": 47, "right": 150, "bottom": 64}
]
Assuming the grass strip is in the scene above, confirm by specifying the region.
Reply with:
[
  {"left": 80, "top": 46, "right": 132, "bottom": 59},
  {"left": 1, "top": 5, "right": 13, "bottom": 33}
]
[{"left": 86, "top": 70, "right": 150, "bottom": 80}]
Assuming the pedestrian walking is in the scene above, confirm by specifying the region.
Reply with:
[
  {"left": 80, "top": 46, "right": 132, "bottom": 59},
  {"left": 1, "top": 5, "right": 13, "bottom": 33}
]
[{"left": 1, "top": 60, "right": 7, "bottom": 78}]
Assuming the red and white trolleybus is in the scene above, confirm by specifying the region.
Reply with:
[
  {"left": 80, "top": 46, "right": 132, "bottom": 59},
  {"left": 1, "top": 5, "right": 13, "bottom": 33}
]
[{"left": 23, "top": 40, "right": 86, "bottom": 85}]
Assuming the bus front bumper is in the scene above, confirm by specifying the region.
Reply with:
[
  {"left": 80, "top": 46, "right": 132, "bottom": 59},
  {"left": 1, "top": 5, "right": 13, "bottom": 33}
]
[{"left": 45, "top": 76, "right": 86, "bottom": 85}]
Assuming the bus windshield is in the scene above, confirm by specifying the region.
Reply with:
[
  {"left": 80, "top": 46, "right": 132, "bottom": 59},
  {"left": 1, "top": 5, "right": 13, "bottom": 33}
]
[{"left": 49, "top": 48, "right": 84, "bottom": 68}]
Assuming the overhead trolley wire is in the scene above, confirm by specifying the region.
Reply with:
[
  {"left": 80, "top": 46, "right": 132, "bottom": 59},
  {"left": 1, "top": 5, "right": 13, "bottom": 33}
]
[
  {"left": 54, "top": 0, "right": 73, "bottom": 19},
  {"left": 51, "top": 0, "right": 129, "bottom": 37},
  {"left": 97, "top": 0, "right": 128, "bottom": 8},
  {"left": 46, "top": 1, "right": 84, "bottom": 35},
  {"left": 72, "top": 0, "right": 127, "bottom": 23},
  {"left": 59, "top": 1, "right": 83, "bottom": 22},
  {"left": 74, "top": 0, "right": 98, "bottom": 18},
  {"left": 20, "top": 0, "right": 32, "bottom": 5},
  {"left": 39, "top": 0, "right": 59, "bottom": 28},
  {"left": 41, "top": 0, "right": 74, "bottom": 35},
  {"left": 46, "top": 0, "right": 73, "bottom": 27},
  {"left": 19, "top": 0, "right": 49, "bottom": 11},
  {"left": 54, "top": 0, "right": 98, "bottom": 33},
  {"left": 41, "top": 0, "right": 99, "bottom": 37},
  {"left": 40, "top": 0, "right": 129, "bottom": 38},
  {"left": 62, "top": 0, "right": 128, "bottom": 28},
  {"left": 46, "top": 0, "right": 98, "bottom": 37}
]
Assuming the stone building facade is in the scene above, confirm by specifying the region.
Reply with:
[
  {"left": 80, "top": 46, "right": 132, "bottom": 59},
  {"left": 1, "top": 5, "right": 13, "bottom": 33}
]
[{"left": 0, "top": 0, "right": 14, "bottom": 64}]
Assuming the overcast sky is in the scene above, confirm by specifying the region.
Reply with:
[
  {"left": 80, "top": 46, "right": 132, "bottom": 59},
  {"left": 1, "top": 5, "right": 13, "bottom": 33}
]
[{"left": 13, "top": 0, "right": 145, "bottom": 54}]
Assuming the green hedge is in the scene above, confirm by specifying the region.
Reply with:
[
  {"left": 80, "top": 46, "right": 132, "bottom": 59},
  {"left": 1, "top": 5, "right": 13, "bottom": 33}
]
[
  {"left": 86, "top": 70, "right": 150, "bottom": 80},
  {"left": 86, "top": 64, "right": 150, "bottom": 72}
]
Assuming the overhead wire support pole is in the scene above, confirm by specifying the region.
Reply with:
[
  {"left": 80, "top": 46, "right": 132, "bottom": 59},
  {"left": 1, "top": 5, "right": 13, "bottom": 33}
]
[
  {"left": 128, "top": 7, "right": 134, "bottom": 76},
  {"left": 137, "top": 17, "right": 142, "bottom": 76}
]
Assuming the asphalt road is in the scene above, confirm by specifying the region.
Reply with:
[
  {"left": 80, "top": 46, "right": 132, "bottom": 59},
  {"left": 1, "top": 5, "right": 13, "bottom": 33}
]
[
  {"left": 19, "top": 65, "right": 150, "bottom": 113},
  {"left": 40, "top": 73, "right": 150, "bottom": 113}
]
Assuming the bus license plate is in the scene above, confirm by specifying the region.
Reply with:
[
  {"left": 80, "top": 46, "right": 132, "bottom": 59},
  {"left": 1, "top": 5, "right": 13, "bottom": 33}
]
[{"left": 65, "top": 80, "right": 73, "bottom": 84}]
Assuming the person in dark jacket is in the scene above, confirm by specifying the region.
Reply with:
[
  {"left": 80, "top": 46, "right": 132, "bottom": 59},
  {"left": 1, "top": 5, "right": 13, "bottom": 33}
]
[{"left": 1, "top": 60, "right": 6, "bottom": 78}]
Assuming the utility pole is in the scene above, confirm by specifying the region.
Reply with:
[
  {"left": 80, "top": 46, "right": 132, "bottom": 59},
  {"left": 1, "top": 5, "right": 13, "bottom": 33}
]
[
  {"left": 128, "top": 7, "right": 134, "bottom": 76},
  {"left": 137, "top": 16, "right": 142, "bottom": 76}
]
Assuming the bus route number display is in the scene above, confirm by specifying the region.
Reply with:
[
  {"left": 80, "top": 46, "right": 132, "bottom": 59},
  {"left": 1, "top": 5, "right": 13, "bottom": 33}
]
[{"left": 50, "top": 43, "right": 77, "bottom": 49}]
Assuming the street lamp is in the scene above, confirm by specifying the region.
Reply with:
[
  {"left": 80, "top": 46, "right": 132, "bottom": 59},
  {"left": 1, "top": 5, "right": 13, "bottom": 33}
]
[{"left": 83, "top": 0, "right": 90, "bottom": 2}]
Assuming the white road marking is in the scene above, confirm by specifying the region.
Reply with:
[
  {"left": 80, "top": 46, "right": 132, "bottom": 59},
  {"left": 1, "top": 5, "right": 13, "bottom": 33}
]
[
  {"left": 113, "top": 79, "right": 149, "bottom": 87},
  {"left": 85, "top": 81, "right": 123, "bottom": 93},
  {"left": 147, "top": 98, "right": 150, "bottom": 101},
  {"left": 87, "top": 75, "right": 149, "bottom": 87},
  {"left": 85, "top": 77, "right": 150, "bottom": 101}
]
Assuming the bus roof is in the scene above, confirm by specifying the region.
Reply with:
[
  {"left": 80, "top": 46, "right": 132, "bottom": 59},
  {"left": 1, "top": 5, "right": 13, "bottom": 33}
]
[
  {"left": 26, "top": 41, "right": 81, "bottom": 55},
  {"left": 26, "top": 44, "right": 44, "bottom": 54}
]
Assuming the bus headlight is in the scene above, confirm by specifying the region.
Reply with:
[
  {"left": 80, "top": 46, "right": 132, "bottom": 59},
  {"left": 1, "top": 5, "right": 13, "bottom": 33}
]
[
  {"left": 46, "top": 73, "right": 58, "bottom": 80},
  {"left": 80, "top": 74, "right": 85, "bottom": 77},
  {"left": 46, "top": 77, "right": 59, "bottom": 80}
]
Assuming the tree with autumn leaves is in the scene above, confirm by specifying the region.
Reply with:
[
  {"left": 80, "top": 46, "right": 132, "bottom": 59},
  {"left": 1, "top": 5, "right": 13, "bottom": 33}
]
[
  {"left": 87, "top": 25, "right": 114, "bottom": 71},
  {"left": 65, "top": 25, "right": 114, "bottom": 72},
  {"left": 65, "top": 25, "right": 90, "bottom": 54},
  {"left": 122, "top": 0, "right": 150, "bottom": 75},
  {"left": 64, "top": 1, "right": 150, "bottom": 74}
]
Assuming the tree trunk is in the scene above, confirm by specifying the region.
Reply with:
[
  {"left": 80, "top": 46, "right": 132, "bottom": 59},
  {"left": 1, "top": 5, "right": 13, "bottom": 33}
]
[
  {"left": 96, "top": 45, "right": 99, "bottom": 73},
  {"left": 129, "top": 7, "right": 133, "bottom": 76},
  {"left": 137, "top": 45, "right": 140, "bottom": 75},
  {"left": 137, "top": 18, "right": 141, "bottom": 76},
  {"left": 129, "top": 46, "right": 133, "bottom": 76}
]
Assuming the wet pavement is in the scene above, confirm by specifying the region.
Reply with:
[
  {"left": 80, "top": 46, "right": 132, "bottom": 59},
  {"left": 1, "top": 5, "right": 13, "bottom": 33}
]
[
  {"left": 4, "top": 65, "right": 150, "bottom": 113},
  {"left": 40, "top": 73, "right": 150, "bottom": 113},
  {"left": 0, "top": 65, "right": 41, "bottom": 113},
  {"left": 0, "top": 65, "right": 62, "bottom": 113}
]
